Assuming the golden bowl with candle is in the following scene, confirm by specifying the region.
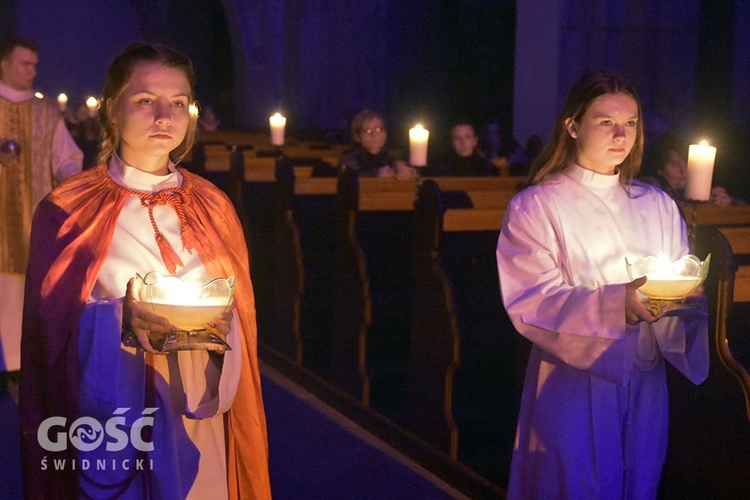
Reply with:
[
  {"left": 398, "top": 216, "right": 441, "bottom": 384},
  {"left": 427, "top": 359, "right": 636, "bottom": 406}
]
[
  {"left": 130, "top": 271, "right": 235, "bottom": 353},
  {"left": 625, "top": 254, "right": 710, "bottom": 300}
]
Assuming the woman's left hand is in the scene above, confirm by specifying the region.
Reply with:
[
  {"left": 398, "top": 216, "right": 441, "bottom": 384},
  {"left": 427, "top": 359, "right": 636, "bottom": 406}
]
[
  {"left": 122, "top": 278, "right": 172, "bottom": 353},
  {"left": 626, "top": 276, "right": 657, "bottom": 325},
  {"left": 205, "top": 297, "right": 237, "bottom": 342}
]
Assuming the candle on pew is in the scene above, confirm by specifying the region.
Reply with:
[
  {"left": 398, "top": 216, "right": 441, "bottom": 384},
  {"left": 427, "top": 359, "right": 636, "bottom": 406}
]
[
  {"left": 269, "top": 113, "right": 286, "bottom": 146},
  {"left": 409, "top": 124, "right": 429, "bottom": 167},
  {"left": 684, "top": 140, "right": 716, "bottom": 201},
  {"left": 57, "top": 93, "right": 68, "bottom": 112},
  {"left": 86, "top": 96, "right": 99, "bottom": 118}
]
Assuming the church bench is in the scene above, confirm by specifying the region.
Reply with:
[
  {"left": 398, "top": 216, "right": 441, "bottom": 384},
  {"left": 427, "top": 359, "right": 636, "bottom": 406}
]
[
  {"left": 661, "top": 223, "right": 750, "bottom": 497},
  {"left": 328, "top": 175, "right": 523, "bottom": 411},
  {"left": 241, "top": 168, "right": 523, "bottom": 411},
  {"left": 659, "top": 203, "right": 750, "bottom": 496},
  {"left": 409, "top": 179, "right": 519, "bottom": 482},
  {"left": 238, "top": 166, "right": 523, "bottom": 481},
  {"left": 679, "top": 203, "right": 750, "bottom": 417}
]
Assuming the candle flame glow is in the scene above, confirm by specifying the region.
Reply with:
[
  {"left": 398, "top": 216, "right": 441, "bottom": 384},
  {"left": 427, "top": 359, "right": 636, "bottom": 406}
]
[{"left": 189, "top": 102, "right": 199, "bottom": 119}]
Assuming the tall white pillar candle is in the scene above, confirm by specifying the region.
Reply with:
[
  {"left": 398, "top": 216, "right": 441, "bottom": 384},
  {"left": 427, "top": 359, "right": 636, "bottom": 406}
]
[
  {"left": 269, "top": 113, "right": 287, "bottom": 146},
  {"left": 684, "top": 140, "right": 717, "bottom": 201},
  {"left": 409, "top": 124, "right": 429, "bottom": 167}
]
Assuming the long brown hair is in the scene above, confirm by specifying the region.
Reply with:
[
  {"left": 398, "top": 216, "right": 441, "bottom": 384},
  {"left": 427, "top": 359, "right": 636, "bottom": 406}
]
[
  {"left": 527, "top": 71, "right": 644, "bottom": 186},
  {"left": 97, "top": 42, "right": 198, "bottom": 165}
]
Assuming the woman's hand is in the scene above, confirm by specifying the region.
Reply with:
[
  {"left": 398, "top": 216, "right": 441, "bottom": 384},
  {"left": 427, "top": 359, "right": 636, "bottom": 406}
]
[
  {"left": 710, "top": 186, "right": 732, "bottom": 207},
  {"left": 626, "top": 276, "right": 656, "bottom": 325},
  {"left": 205, "top": 297, "right": 237, "bottom": 343},
  {"left": 394, "top": 161, "right": 417, "bottom": 180},
  {"left": 376, "top": 165, "right": 396, "bottom": 178},
  {"left": 122, "top": 277, "right": 172, "bottom": 354}
]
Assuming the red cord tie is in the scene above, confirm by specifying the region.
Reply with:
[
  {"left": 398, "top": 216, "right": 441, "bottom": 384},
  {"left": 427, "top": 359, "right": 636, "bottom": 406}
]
[{"left": 131, "top": 187, "right": 196, "bottom": 274}]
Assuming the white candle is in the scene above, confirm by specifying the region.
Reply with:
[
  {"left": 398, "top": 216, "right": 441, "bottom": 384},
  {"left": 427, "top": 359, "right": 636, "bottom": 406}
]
[
  {"left": 409, "top": 124, "right": 429, "bottom": 167},
  {"left": 85, "top": 96, "right": 99, "bottom": 118},
  {"left": 684, "top": 140, "right": 716, "bottom": 201},
  {"left": 57, "top": 93, "right": 68, "bottom": 112},
  {"left": 269, "top": 113, "right": 286, "bottom": 146}
]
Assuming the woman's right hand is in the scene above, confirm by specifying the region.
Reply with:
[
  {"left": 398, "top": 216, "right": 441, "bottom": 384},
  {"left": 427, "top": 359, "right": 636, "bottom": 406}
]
[
  {"left": 626, "top": 276, "right": 657, "bottom": 325},
  {"left": 376, "top": 165, "right": 396, "bottom": 178},
  {"left": 710, "top": 186, "right": 732, "bottom": 207},
  {"left": 122, "top": 278, "right": 172, "bottom": 354},
  {"left": 394, "top": 161, "right": 417, "bottom": 180}
]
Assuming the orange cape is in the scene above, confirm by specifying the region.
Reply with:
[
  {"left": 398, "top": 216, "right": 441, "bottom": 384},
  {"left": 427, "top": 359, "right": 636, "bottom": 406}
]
[{"left": 20, "top": 165, "right": 271, "bottom": 499}]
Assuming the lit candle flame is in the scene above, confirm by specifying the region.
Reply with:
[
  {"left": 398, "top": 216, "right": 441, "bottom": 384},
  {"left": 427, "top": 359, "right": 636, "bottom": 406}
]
[{"left": 189, "top": 102, "right": 199, "bottom": 119}]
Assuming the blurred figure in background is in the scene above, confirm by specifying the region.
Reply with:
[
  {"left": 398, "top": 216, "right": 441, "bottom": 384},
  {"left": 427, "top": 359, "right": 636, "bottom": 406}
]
[
  {"left": 431, "top": 121, "right": 498, "bottom": 176},
  {"left": 338, "top": 109, "right": 415, "bottom": 179},
  {"left": 640, "top": 132, "right": 745, "bottom": 206},
  {"left": 0, "top": 35, "right": 82, "bottom": 382},
  {"left": 198, "top": 104, "right": 221, "bottom": 132},
  {"left": 508, "top": 134, "right": 543, "bottom": 177}
]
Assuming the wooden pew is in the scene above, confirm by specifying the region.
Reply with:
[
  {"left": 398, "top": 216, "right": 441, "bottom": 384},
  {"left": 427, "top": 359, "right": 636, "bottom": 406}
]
[
  {"left": 681, "top": 203, "right": 750, "bottom": 416},
  {"left": 195, "top": 148, "right": 304, "bottom": 363},
  {"left": 660, "top": 204, "right": 750, "bottom": 497},
  {"left": 661, "top": 222, "right": 750, "bottom": 497},
  {"left": 409, "top": 179, "right": 519, "bottom": 483},
  {"left": 327, "top": 175, "right": 520, "bottom": 403},
  {"left": 258, "top": 157, "right": 305, "bottom": 363}
]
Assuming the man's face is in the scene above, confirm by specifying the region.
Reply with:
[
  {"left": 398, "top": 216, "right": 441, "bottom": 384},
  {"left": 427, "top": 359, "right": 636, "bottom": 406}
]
[
  {"left": 1, "top": 46, "right": 38, "bottom": 91},
  {"left": 451, "top": 124, "right": 478, "bottom": 157}
]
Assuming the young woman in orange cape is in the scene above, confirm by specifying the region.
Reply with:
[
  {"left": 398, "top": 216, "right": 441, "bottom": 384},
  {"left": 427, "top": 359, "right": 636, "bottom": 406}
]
[{"left": 20, "top": 43, "right": 271, "bottom": 499}]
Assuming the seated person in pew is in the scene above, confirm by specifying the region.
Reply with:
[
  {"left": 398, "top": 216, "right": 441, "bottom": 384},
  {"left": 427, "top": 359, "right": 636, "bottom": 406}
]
[
  {"left": 428, "top": 121, "right": 499, "bottom": 176},
  {"left": 496, "top": 71, "right": 708, "bottom": 499},
  {"left": 639, "top": 131, "right": 746, "bottom": 206},
  {"left": 338, "top": 108, "right": 415, "bottom": 180},
  {"left": 197, "top": 103, "right": 221, "bottom": 132},
  {"left": 507, "top": 133, "right": 543, "bottom": 176}
]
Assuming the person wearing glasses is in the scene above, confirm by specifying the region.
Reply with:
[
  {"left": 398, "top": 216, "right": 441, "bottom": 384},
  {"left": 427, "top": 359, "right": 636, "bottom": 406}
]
[{"left": 338, "top": 108, "right": 415, "bottom": 179}]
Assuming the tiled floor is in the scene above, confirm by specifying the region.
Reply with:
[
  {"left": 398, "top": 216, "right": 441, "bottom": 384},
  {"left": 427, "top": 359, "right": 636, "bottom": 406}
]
[{"left": 0, "top": 367, "right": 464, "bottom": 500}]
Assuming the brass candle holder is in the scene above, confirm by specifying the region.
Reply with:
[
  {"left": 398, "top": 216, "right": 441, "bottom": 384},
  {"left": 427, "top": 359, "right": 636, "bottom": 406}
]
[
  {"left": 626, "top": 254, "right": 710, "bottom": 317},
  {"left": 128, "top": 271, "right": 235, "bottom": 353}
]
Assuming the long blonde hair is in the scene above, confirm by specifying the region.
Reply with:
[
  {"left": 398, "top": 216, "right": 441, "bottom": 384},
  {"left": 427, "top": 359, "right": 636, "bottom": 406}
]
[
  {"left": 528, "top": 71, "right": 644, "bottom": 186},
  {"left": 97, "top": 42, "right": 198, "bottom": 165}
]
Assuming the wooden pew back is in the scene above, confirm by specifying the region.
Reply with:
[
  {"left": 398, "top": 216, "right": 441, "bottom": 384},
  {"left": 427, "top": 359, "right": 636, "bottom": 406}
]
[
  {"left": 409, "top": 179, "right": 520, "bottom": 471},
  {"left": 683, "top": 204, "right": 750, "bottom": 303},
  {"left": 681, "top": 204, "right": 750, "bottom": 423}
]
